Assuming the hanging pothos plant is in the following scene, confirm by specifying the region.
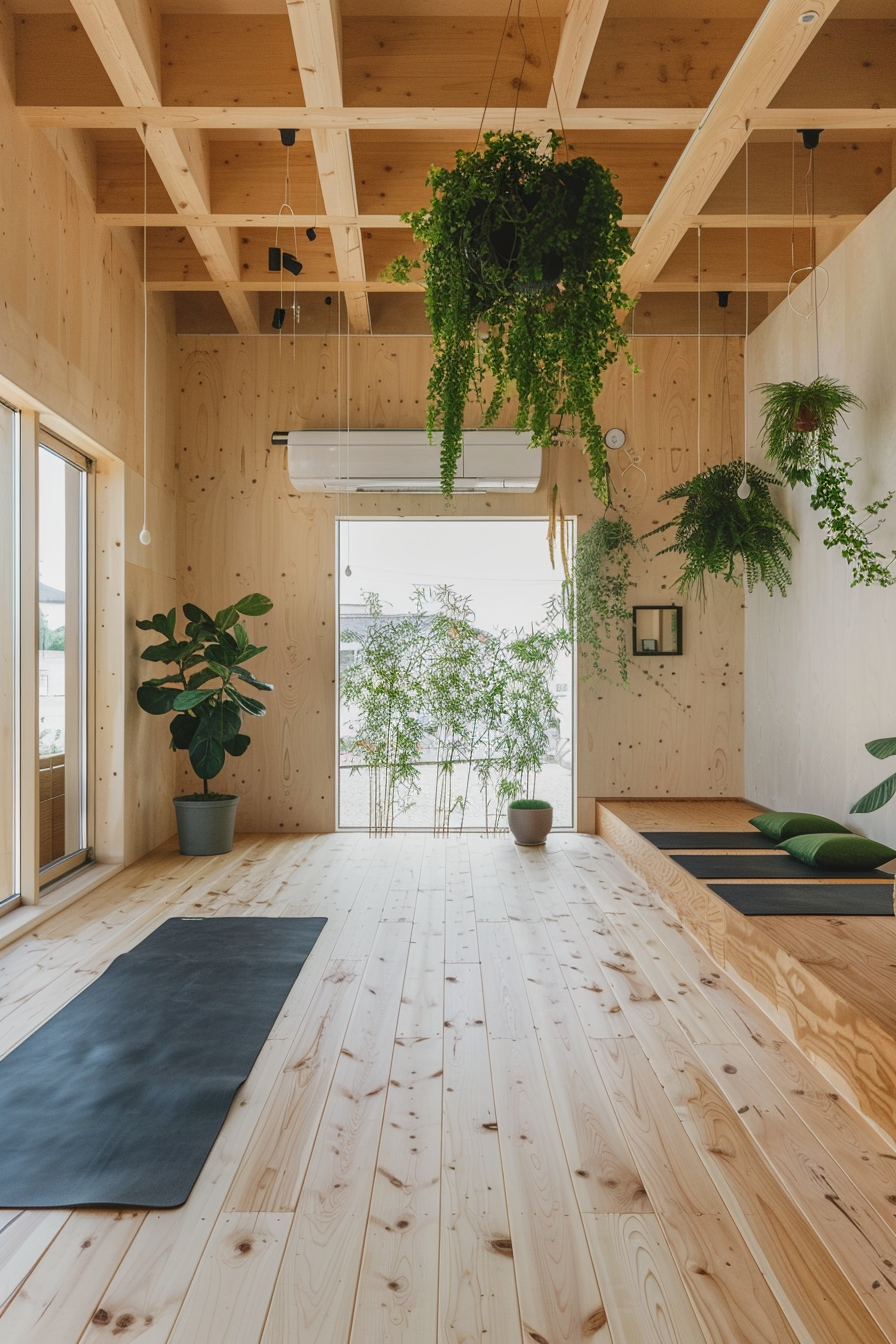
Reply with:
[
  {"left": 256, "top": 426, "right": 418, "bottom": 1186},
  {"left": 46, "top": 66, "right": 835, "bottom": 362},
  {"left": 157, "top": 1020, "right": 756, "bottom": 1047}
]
[
  {"left": 647, "top": 461, "right": 797, "bottom": 600},
  {"left": 757, "top": 377, "right": 895, "bottom": 587},
  {"left": 564, "top": 515, "right": 644, "bottom": 683},
  {"left": 382, "top": 130, "right": 633, "bottom": 498}
]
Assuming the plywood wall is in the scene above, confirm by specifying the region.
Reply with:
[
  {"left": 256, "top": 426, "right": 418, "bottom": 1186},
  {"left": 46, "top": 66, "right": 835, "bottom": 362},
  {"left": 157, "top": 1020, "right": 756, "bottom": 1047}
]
[
  {"left": 745, "top": 188, "right": 896, "bottom": 849},
  {"left": 1, "top": 2, "right": 179, "bottom": 862},
  {"left": 178, "top": 333, "right": 745, "bottom": 832}
]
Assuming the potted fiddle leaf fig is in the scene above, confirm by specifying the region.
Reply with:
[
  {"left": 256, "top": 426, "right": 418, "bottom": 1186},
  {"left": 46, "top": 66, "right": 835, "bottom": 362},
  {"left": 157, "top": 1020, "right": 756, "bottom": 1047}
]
[
  {"left": 382, "top": 130, "right": 633, "bottom": 499},
  {"left": 135, "top": 594, "right": 274, "bottom": 855}
]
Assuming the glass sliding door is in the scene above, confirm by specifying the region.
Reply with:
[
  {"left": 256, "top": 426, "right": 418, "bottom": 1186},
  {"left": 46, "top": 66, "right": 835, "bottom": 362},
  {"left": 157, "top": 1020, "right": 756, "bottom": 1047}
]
[
  {"left": 38, "top": 436, "right": 90, "bottom": 885},
  {"left": 0, "top": 401, "right": 20, "bottom": 909}
]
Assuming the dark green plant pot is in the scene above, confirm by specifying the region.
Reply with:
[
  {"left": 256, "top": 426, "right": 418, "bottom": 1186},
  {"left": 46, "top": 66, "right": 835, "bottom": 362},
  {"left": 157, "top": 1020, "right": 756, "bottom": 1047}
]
[
  {"left": 507, "top": 799, "right": 553, "bottom": 846},
  {"left": 173, "top": 795, "right": 240, "bottom": 856}
]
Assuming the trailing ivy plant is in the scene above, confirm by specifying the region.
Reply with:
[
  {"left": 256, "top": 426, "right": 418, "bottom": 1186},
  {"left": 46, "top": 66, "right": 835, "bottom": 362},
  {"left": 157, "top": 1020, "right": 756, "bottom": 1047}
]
[
  {"left": 851, "top": 736, "right": 896, "bottom": 815},
  {"left": 563, "top": 515, "right": 644, "bottom": 684},
  {"left": 757, "top": 377, "right": 895, "bottom": 587},
  {"left": 647, "top": 461, "right": 797, "bottom": 600},
  {"left": 382, "top": 130, "right": 632, "bottom": 498}
]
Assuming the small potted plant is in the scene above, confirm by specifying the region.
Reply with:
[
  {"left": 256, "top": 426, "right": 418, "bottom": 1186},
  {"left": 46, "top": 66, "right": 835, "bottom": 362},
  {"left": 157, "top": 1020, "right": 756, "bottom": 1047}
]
[
  {"left": 135, "top": 594, "right": 273, "bottom": 854},
  {"left": 507, "top": 798, "right": 553, "bottom": 846},
  {"left": 757, "top": 376, "right": 895, "bottom": 587},
  {"left": 757, "top": 376, "right": 863, "bottom": 486}
]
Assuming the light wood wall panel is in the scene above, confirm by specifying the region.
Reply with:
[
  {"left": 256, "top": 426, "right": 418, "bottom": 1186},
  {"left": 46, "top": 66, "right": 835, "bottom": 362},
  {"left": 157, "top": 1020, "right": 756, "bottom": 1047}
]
[
  {"left": 745, "top": 186, "right": 896, "bottom": 851},
  {"left": 178, "top": 332, "right": 745, "bottom": 833},
  {"left": 1, "top": 1, "right": 180, "bottom": 863}
]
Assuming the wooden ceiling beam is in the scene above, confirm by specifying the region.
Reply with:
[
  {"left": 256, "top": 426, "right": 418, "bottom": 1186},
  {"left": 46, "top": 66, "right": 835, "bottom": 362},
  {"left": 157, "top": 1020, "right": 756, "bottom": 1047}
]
[
  {"left": 287, "top": 0, "right": 371, "bottom": 334},
  {"left": 620, "top": 0, "right": 845, "bottom": 297},
  {"left": 58, "top": 0, "right": 258, "bottom": 332},
  {"left": 97, "top": 211, "right": 863, "bottom": 231},
  {"left": 551, "top": 0, "right": 611, "bottom": 110},
  {"left": 147, "top": 278, "right": 787, "bottom": 294},
  {"left": 22, "top": 104, "right": 896, "bottom": 134}
]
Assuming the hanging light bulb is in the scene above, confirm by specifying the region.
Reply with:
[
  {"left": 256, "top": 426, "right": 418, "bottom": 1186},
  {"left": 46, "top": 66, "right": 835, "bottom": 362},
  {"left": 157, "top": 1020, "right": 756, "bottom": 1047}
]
[
  {"left": 344, "top": 564, "right": 352, "bottom": 577},
  {"left": 139, "top": 527, "right": 152, "bottom": 546},
  {"left": 737, "top": 470, "right": 751, "bottom": 499}
]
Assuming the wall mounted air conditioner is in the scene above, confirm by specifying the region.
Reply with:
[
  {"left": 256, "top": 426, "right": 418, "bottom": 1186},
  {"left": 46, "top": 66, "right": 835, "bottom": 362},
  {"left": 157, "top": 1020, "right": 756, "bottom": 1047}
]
[{"left": 274, "top": 429, "right": 541, "bottom": 493}]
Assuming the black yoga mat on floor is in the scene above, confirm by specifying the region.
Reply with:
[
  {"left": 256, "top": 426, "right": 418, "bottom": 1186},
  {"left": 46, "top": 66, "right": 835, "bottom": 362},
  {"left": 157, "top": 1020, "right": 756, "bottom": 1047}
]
[
  {"left": 0, "top": 916, "right": 326, "bottom": 1209},
  {"left": 709, "top": 883, "right": 895, "bottom": 916},
  {"left": 672, "top": 853, "right": 894, "bottom": 881},
  {"left": 642, "top": 831, "right": 779, "bottom": 849}
]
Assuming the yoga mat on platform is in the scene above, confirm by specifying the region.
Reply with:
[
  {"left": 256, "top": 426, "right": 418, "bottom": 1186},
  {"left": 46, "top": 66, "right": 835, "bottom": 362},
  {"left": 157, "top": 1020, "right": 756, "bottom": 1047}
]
[
  {"left": 709, "top": 883, "right": 895, "bottom": 916},
  {"left": 672, "top": 853, "right": 894, "bottom": 882},
  {"left": 642, "top": 831, "right": 779, "bottom": 849},
  {"left": 0, "top": 916, "right": 326, "bottom": 1209}
]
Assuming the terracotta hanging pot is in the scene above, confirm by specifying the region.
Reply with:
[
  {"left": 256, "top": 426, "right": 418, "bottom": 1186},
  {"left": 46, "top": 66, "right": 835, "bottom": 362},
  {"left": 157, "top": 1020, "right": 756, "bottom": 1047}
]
[{"left": 793, "top": 405, "right": 819, "bottom": 432}]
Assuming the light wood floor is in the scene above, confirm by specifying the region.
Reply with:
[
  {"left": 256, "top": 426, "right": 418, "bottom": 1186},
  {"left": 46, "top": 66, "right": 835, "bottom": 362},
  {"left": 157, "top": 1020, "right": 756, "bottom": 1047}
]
[{"left": 2, "top": 832, "right": 896, "bottom": 1344}]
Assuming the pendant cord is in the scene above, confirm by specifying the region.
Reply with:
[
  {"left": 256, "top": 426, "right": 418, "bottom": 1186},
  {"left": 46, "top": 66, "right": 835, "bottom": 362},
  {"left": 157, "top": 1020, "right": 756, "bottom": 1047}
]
[
  {"left": 140, "top": 127, "right": 150, "bottom": 546},
  {"left": 743, "top": 122, "right": 750, "bottom": 480},
  {"left": 345, "top": 310, "right": 352, "bottom": 575},
  {"left": 532, "top": 0, "right": 568, "bottom": 157},
  {"left": 476, "top": 0, "right": 515, "bottom": 149},
  {"left": 696, "top": 224, "right": 702, "bottom": 475}
]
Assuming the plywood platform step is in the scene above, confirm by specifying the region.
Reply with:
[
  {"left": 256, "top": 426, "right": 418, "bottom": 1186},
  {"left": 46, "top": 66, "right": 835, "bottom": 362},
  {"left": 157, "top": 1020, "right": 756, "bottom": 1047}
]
[{"left": 597, "top": 800, "right": 896, "bottom": 1147}]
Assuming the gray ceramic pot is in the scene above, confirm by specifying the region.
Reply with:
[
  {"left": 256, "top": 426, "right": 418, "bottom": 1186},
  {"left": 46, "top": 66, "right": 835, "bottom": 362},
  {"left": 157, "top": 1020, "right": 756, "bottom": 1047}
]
[
  {"left": 173, "top": 795, "right": 240, "bottom": 856},
  {"left": 507, "top": 800, "right": 553, "bottom": 846}
]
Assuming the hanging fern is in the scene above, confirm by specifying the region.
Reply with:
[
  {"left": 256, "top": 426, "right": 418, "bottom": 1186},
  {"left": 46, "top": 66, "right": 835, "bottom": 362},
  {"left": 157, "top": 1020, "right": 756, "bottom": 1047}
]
[
  {"left": 757, "top": 377, "right": 895, "bottom": 587},
  {"left": 565, "top": 515, "right": 644, "bottom": 683},
  {"left": 382, "top": 131, "right": 633, "bottom": 498},
  {"left": 647, "top": 461, "right": 797, "bottom": 600}
]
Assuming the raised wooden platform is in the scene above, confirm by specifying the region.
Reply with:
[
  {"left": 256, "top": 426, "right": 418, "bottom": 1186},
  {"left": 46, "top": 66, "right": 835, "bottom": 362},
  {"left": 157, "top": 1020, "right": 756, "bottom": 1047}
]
[{"left": 597, "top": 799, "right": 896, "bottom": 1146}]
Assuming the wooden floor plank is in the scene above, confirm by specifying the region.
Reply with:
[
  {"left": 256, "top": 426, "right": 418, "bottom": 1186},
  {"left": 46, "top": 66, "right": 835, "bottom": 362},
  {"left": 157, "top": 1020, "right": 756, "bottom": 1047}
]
[
  {"left": 165, "top": 1213, "right": 290, "bottom": 1344},
  {"left": 444, "top": 839, "right": 479, "bottom": 963},
  {"left": 0, "top": 1211, "right": 69, "bottom": 1313},
  {"left": 0, "top": 1211, "right": 144, "bottom": 1344},
  {"left": 259, "top": 921, "right": 411, "bottom": 1344},
  {"left": 480, "top": 923, "right": 612, "bottom": 1343},
  {"left": 350, "top": 1034, "right": 443, "bottom": 1341},
  {"left": 584, "top": 1212, "right": 711, "bottom": 1344},
  {"left": 226, "top": 958, "right": 365, "bottom": 1213},
  {"left": 590, "top": 1036, "right": 804, "bottom": 1344},
  {"left": 441, "top": 962, "right": 524, "bottom": 1344}
]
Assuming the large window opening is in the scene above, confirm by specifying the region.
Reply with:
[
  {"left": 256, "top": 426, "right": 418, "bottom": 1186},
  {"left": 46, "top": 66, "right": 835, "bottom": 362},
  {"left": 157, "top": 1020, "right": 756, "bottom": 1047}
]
[
  {"left": 38, "top": 435, "right": 91, "bottom": 886},
  {"left": 338, "top": 518, "right": 574, "bottom": 833}
]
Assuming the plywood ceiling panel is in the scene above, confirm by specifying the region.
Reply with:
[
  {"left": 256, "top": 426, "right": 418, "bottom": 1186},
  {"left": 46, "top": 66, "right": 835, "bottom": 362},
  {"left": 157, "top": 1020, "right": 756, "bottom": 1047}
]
[{"left": 18, "top": 0, "right": 894, "bottom": 332}]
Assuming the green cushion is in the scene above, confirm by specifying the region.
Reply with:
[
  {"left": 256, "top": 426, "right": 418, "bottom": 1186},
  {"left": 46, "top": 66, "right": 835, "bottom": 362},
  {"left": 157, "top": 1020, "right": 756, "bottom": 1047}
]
[
  {"left": 749, "top": 811, "right": 851, "bottom": 841},
  {"left": 781, "top": 833, "right": 896, "bottom": 871}
]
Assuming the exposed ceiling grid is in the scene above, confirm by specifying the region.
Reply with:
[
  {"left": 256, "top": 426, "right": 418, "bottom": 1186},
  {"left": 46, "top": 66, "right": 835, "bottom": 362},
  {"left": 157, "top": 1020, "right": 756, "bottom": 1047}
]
[{"left": 16, "top": 0, "right": 896, "bottom": 334}]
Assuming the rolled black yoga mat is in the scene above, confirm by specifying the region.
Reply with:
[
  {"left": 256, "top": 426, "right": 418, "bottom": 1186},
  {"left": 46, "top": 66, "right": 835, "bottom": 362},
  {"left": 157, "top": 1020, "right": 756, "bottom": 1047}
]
[
  {"left": 642, "top": 831, "right": 779, "bottom": 849},
  {"left": 709, "top": 883, "right": 895, "bottom": 916},
  {"left": 672, "top": 853, "right": 895, "bottom": 882},
  {"left": 0, "top": 916, "right": 326, "bottom": 1209}
]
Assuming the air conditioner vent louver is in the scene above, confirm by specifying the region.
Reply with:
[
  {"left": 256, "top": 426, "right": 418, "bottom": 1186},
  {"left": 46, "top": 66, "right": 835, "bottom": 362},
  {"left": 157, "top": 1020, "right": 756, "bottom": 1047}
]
[{"left": 281, "top": 429, "right": 541, "bottom": 493}]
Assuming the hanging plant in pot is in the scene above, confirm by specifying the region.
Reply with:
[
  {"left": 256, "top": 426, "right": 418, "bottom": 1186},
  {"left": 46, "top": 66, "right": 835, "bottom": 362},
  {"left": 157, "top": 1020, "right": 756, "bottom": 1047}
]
[
  {"left": 135, "top": 595, "right": 273, "bottom": 855},
  {"left": 382, "top": 130, "right": 633, "bottom": 499},
  {"left": 757, "top": 376, "right": 895, "bottom": 587},
  {"left": 563, "top": 513, "right": 644, "bottom": 684},
  {"left": 646, "top": 461, "right": 797, "bottom": 600}
]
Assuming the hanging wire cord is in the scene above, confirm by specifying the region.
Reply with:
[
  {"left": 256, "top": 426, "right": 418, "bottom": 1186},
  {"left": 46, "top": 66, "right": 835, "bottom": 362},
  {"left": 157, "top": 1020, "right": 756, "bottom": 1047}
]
[
  {"left": 737, "top": 122, "right": 752, "bottom": 498},
  {"left": 139, "top": 126, "right": 151, "bottom": 546}
]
